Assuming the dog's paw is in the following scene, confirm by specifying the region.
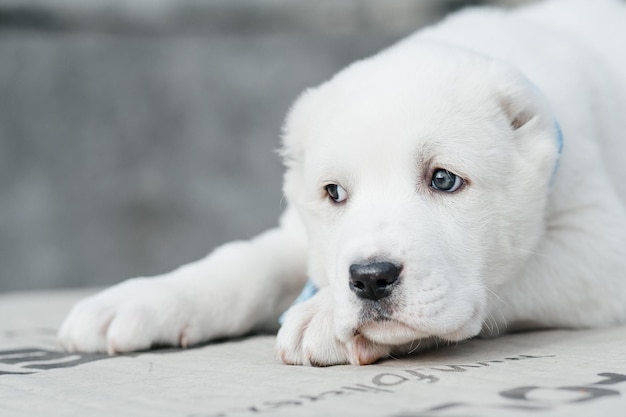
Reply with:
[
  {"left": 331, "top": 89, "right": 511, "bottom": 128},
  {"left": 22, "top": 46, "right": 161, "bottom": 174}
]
[
  {"left": 58, "top": 278, "right": 203, "bottom": 354},
  {"left": 276, "top": 288, "right": 390, "bottom": 366}
]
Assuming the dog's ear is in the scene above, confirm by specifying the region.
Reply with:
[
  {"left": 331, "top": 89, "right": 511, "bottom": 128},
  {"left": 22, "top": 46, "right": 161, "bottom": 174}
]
[
  {"left": 489, "top": 62, "right": 563, "bottom": 179},
  {"left": 490, "top": 62, "right": 551, "bottom": 131},
  {"left": 279, "top": 88, "right": 319, "bottom": 170},
  {"left": 279, "top": 87, "right": 321, "bottom": 205}
]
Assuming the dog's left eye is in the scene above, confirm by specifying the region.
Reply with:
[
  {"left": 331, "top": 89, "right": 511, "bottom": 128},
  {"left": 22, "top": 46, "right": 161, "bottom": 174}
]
[
  {"left": 431, "top": 169, "right": 463, "bottom": 193},
  {"left": 325, "top": 183, "right": 348, "bottom": 203}
]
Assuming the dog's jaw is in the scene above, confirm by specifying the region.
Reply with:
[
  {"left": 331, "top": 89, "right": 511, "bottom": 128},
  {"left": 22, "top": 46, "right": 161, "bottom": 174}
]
[
  {"left": 358, "top": 321, "right": 430, "bottom": 346},
  {"left": 334, "top": 295, "right": 486, "bottom": 348}
]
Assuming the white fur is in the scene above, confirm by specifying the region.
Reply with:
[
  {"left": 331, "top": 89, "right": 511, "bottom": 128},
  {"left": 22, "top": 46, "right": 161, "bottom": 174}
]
[{"left": 58, "top": 0, "right": 626, "bottom": 366}]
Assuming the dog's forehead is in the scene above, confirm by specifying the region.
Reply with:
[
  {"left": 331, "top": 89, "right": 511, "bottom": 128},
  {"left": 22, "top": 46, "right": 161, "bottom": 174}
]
[
  {"left": 304, "top": 78, "right": 501, "bottom": 170},
  {"left": 283, "top": 43, "right": 523, "bottom": 189},
  {"left": 302, "top": 48, "right": 502, "bottom": 154}
]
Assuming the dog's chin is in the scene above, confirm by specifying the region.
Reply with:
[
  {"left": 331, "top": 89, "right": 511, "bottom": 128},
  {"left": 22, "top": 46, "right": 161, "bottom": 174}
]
[
  {"left": 358, "top": 321, "right": 429, "bottom": 345},
  {"left": 358, "top": 316, "right": 483, "bottom": 346}
]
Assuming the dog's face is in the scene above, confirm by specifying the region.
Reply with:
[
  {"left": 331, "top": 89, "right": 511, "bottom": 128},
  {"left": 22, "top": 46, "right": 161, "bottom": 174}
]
[{"left": 281, "top": 43, "right": 560, "bottom": 347}]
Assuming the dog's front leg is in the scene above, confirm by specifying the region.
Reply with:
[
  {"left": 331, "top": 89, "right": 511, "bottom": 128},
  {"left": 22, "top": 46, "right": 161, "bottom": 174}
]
[
  {"left": 277, "top": 287, "right": 391, "bottom": 366},
  {"left": 58, "top": 208, "right": 308, "bottom": 354}
]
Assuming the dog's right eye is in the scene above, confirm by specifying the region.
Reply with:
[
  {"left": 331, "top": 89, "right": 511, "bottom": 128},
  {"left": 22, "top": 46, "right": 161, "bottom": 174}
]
[{"left": 325, "top": 183, "right": 348, "bottom": 203}]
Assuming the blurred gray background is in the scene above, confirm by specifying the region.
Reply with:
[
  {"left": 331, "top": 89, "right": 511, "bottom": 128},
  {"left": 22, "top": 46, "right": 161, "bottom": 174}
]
[{"left": 0, "top": 0, "right": 533, "bottom": 293}]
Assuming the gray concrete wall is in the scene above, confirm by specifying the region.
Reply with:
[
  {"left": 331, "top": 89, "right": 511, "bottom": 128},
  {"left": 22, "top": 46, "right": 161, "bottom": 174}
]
[{"left": 0, "top": 0, "right": 533, "bottom": 292}]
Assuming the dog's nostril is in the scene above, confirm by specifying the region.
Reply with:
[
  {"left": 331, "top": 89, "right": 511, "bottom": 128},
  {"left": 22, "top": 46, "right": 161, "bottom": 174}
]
[
  {"left": 376, "top": 279, "right": 388, "bottom": 288},
  {"left": 349, "top": 261, "right": 401, "bottom": 301}
]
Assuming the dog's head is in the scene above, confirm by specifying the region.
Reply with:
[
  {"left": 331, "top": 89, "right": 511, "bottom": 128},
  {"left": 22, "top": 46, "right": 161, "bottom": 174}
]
[{"left": 280, "top": 42, "right": 561, "bottom": 347}]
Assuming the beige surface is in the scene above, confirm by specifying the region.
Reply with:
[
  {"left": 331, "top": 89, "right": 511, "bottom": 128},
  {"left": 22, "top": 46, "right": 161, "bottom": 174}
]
[{"left": 1, "top": 289, "right": 625, "bottom": 417}]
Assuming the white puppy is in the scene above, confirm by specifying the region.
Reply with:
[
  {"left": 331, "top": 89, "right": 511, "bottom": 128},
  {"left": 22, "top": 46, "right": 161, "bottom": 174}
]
[{"left": 58, "top": 0, "right": 626, "bottom": 366}]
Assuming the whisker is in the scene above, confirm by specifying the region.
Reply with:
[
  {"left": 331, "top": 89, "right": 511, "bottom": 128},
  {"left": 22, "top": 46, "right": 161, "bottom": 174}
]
[
  {"left": 486, "top": 287, "right": 506, "bottom": 306},
  {"left": 407, "top": 338, "right": 422, "bottom": 355},
  {"left": 483, "top": 287, "right": 508, "bottom": 334}
]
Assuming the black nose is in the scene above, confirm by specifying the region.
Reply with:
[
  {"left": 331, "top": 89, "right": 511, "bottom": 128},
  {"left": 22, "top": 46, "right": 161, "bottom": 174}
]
[{"left": 349, "top": 261, "right": 401, "bottom": 301}]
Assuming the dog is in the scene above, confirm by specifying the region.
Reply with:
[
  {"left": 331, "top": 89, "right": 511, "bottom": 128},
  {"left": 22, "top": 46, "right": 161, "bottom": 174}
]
[{"left": 58, "top": 0, "right": 626, "bottom": 366}]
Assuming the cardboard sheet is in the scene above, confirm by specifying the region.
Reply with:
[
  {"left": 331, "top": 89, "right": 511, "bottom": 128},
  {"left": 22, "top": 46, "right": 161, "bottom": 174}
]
[{"left": 1, "top": 289, "right": 625, "bottom": 416}]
